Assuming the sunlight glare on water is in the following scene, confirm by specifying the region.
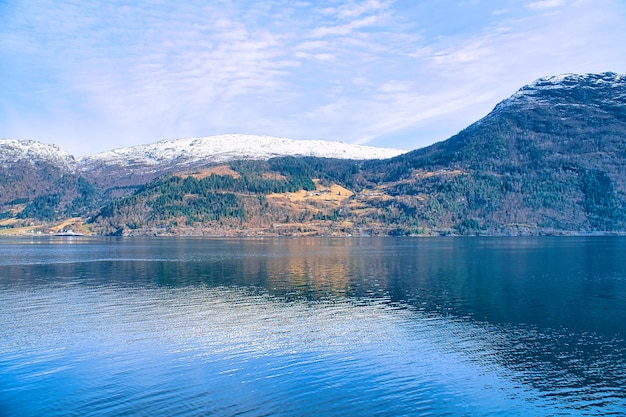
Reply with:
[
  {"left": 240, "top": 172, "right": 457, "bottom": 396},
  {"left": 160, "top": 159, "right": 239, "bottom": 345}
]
[
  {"left": 1, "top": 285, "right": 548, "bottom": 416},
  {"left": 1, "top": 237, "right": 625, "bottom": 416}
]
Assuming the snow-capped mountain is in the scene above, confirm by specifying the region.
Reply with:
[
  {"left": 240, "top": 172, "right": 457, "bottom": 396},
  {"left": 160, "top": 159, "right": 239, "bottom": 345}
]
[
  {"left": 3, "top": 72, "right": 626, "bottom": 236},
  {"left": 78, "top": 134, "right": 406, "bottom": 186},
  {"left": 1, "top": 134, "right": 405, "bottom": 188},
  {"left": 0, "top": 139, "right": 76, "bottom": 171},
  {"left": 492, "top": 72, "right": 626, "bottom": 113},
  {"left": 0, "top": 139, "right": 79, "bottom": 206},
  {"left": 80, "top": 134, "right": 405, "bottom": 169}
]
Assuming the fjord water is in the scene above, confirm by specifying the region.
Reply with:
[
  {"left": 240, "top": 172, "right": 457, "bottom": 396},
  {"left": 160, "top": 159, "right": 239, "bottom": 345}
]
[{"left": 1, "top": 237, "right": 625, "bottom": 416}]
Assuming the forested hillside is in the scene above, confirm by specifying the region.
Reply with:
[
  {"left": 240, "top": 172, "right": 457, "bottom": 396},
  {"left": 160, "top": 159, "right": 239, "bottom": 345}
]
[
  {"left": 358, "top": 72, "right": 626, "bottom": 234},
  {"left": 2, "top": 72, "right": 625, "bottom": 236},
  {"left": 0, "top": 140, "right": 100, "bottom": 229}
]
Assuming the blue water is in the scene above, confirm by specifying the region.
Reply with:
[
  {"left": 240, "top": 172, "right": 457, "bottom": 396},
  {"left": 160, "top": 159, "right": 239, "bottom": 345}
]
[{"left": 1, "top": 237, "right": 625, "bottom": 416}]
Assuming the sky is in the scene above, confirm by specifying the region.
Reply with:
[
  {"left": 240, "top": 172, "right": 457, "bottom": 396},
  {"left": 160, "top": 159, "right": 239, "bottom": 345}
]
[{"left": 1, "top": 0, "right": 625, "bottom": 156}]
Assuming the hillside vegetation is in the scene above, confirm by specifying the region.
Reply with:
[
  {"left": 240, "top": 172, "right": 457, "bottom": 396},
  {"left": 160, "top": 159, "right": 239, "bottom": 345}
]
[{"left": 2, "top": 72, "right": 625, "bottom": 236}]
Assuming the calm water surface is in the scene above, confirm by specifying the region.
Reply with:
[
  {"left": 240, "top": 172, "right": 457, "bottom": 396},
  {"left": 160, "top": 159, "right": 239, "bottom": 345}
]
[{"left": 1, "top": 237, "right": 625, "bottom": 416}]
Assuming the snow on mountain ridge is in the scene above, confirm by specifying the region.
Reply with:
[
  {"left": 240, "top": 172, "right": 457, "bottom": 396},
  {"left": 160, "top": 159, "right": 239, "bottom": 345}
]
[
  {"left": 2, "top": 135, "right": 406, "bottom": 185},
  {"left": 491, "top": 72, "right": 626, "bottom": 114},
  {"left": 515, "top": 72, "right": 623, "bottom": 96},
  {"left": 0, "top": 139, "right": 76, "bottom": 170},
  {"left": 79, "top": 134, "right": 406, "bottom": 170}
]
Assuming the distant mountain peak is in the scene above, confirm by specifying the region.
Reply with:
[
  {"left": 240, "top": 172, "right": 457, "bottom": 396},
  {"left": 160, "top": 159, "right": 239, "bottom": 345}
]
[
  {"left": 531, "top": 71, "right": 624, "bottom": 86},
  {"left": 0, "top": 139, "right": 76, "bottom": 171},
  {"left": 79, "top": 134, "right": 406, "bottom": 172},
  {"left": 492, "top": 72, "right": 626, "bottom": 114},
  {"left": 1, "top": 134, "right": 407, "bottom": 189},
  {"left": 3, "top": 72, "right": 626, "bottom": 236},
  {"left": 76, "top": 134, "right": 407, "bottom": 187}
]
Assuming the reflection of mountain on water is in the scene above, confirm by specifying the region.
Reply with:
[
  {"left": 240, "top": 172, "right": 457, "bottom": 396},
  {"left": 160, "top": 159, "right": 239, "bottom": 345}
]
[
  {"left": 239, "top": 238, "right": 393, "bottom": 299},
  {"left": 0, "top": 237, "right": 626, "bottom": 414},
  {"left": 6, "top": 237, "right": 625, "bottom": 336}
]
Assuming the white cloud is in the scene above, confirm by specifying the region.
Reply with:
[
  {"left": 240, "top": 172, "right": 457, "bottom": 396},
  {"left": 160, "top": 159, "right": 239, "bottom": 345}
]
[
  {"left": 319, "top": 0, "right": 626, "bottom": 147},
  {"left": 1, "top": 0, "right": 625, "bottom": 154},
  {"left": 329, "top": 0, "right": 392, "bottom": 19},
  {"left": 296, "top": 40, "right": 331, "bottom": 50},
  {"left": 377, "top": 80, "right": 414, "bottom": 94},
  {"left": 492, "top": 9, "right": 510, "bottom": 16},
  {"left": 310, "top": 15, "right": 381, "bottom": 38},
  {"left": 528, "top": 0, "right": 567, "bottom": 10}
]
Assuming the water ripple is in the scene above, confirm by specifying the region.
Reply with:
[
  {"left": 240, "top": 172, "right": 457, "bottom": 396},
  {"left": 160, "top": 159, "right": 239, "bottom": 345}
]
[
  {"left": 3, "top": 283, "right": 623, "bottom": 416},
  {"left": 2, "top": 237, "right": 626, "bottom": 416}
]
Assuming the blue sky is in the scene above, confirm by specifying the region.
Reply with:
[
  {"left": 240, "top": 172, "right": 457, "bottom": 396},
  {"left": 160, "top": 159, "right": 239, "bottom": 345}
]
[{"left": 1, "top": 0, "right": 625, "bottom": 156}]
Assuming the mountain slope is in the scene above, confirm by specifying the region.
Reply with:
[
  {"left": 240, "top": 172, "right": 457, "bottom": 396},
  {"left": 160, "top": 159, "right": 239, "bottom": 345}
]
[
  {"left": 0, "top": 140, "right": 96, "bottom": 224},
  {"left": 362, "top": 72, "right": 626, "bottom": 234},
  {"left": 0, "top": 139, "right": 76, "bottom": 172},
  {"left": 376, "top": 72, "right": 626, "bottom": 174},
  {"left": 3, "top": 72, "right": 626, "bottom": 236},
  {"left": 0, "top": 136, "right": 403, "bottom": 232},
  {"left": 79, "top": 134, "right": 406, "bottom": 189},
  {"left": 88, "top": 72, "right": 626, "bottom": 236}
]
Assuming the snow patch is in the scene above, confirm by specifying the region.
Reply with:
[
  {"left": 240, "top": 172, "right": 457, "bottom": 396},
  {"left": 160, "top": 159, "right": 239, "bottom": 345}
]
[
  {"left": 79, "top": 134, "right": 407, "bottom": 171},
  {"left": 492, "top": 72, "right": 626, "bottom": 114},
  {"left": 0, "top": 139, "right": 76, "bottom": 171}
]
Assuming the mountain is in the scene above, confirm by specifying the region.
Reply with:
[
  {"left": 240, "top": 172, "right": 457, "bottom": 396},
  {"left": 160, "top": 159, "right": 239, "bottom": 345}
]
[
  {"left": 403, "top": 72, "right": 626, "bottom": 169},
  {"left": 361, "top": 72, "right": 626, "bottom": 234},
  {"left": 2, "top": 72, "right": 626, "bottom": 236},
  {"left": 0, "top": 139, "right": 76, "bottom": 171},
  {"left": 0, "top": 140, "right": 94, "bottom": 223},
  {"left": 0, "top": 136, "right": 404, "bottom": 233},
  {"left": 79, "top": 134, "right": 406, "bottom": 189}
]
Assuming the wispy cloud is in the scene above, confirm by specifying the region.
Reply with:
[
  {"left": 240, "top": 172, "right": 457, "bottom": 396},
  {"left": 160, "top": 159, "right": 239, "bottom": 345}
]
[
  {"left": 309, "top": 15, "right": 382, "bottom": 38},
  {"left": 528, "top": 0, "right": 567, "bottom": 10},
  {"left": 1, "top": 0, "right": 625, "bottom": 154},
  {"left": 322, "top": 0, "right": 392, "bottom": 19}
]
